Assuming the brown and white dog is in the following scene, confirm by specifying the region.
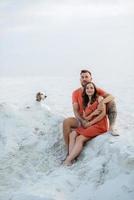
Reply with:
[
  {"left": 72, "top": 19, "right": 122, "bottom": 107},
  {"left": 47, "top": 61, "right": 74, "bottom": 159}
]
[{"left": 36, "top": 92, "right": 47, "bottom": 102}]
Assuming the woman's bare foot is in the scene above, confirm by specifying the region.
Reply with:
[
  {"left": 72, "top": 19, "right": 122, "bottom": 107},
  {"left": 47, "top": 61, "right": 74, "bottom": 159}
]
[
  {"left": 63, "top": 157, "right": 72, "bottom": 166},
  {"left": 61, "top": 152, "right": 69, "bottom": 164}
]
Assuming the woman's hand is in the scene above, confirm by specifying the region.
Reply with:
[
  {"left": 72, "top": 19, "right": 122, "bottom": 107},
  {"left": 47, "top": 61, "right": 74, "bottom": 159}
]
[
  {"left": 93, "top": 109, "right": 102, "bottom": 115},
  {"left": 81, "top": 119, "right": 87, "bottom": 127},
  {"left": 82, "top": 121, "right": 92, "bottom": 128},
  {"left": 83, "top": 110, "right": 92, "bottom": 120},
  {"left": 83, "top": 110, "right": 87, "bottom": 120}
]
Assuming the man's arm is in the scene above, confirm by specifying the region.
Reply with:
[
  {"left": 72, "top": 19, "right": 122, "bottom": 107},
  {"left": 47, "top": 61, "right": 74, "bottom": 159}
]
[
  {"left": 73, "top": 103, "right": 86, "bottom": 126},
  {"left": 97, "top": 93, "right": 114, "bottom": 112},
  {"left": 97, "top": 87, "right": 114, "bottom": 105},
  {"left": 102, "top": 93, "right": 114, "bottom": 104}
]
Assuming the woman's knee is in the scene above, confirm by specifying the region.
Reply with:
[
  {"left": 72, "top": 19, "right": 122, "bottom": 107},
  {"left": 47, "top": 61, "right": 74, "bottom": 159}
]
[
  {"left": 76, "top": 135, "right": 90, "bottom": 144},
  {"left": 76, "top": 135, "right": 86, "bottom": 144},
  {"left": 69, "top": 131, "right": 77, "bottom": 140}
]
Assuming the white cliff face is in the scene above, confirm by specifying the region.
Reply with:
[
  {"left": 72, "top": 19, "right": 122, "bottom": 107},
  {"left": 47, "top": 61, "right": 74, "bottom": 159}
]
[{"left": 0, "top": 76, "right": 134, "bottom": 200}]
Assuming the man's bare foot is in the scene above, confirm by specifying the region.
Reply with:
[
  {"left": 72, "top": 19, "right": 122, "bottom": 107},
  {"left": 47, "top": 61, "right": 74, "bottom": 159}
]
[
  {"left": 109, "top": 127, "right": 119, "bottom": 136},
  {"left": 110, "top": 131, "right": 119, "bottom": 136}
]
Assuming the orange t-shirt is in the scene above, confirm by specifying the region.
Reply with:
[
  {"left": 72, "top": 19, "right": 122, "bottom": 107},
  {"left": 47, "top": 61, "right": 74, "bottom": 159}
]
[{"left": 72, "top": 87, "right": 106, "bottom": 115}]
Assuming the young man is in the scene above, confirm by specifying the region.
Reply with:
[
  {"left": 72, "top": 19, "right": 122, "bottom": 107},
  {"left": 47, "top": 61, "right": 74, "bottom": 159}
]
[{"left": 63, "top": 69, "right": 118, "bottom": 152}]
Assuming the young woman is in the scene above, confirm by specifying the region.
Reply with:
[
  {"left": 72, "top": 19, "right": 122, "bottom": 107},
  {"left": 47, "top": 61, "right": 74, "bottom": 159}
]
[{"left": 64, "top": 82, "right": 109, "bottom": 166}]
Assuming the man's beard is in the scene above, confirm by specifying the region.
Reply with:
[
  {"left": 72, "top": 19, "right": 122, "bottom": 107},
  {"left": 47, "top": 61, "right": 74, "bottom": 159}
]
[{"left": 81, "top": 81, "right": 88, "bottom": 87}]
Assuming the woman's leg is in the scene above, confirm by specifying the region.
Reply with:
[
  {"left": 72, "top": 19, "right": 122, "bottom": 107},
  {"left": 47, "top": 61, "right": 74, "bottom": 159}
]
[
  {"left": 64, "top": 135, "right": 90, "bottom": 165},
  {"left": 69, "top": 131, "right": 78, "bottom": 155},
  {"left": 63, "top": 117, "right": 79, "bottom": 152}
]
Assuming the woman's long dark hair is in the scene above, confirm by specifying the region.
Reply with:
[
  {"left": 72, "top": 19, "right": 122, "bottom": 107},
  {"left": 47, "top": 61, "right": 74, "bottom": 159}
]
[{"left": 82, "top": 82, "right": 98, "bottom": 109}]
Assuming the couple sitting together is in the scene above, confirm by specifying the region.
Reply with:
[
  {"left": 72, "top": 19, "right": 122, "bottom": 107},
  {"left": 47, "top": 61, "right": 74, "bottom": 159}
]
[{"left": 63, "top": 69, "right": 118, "bottom": 166}]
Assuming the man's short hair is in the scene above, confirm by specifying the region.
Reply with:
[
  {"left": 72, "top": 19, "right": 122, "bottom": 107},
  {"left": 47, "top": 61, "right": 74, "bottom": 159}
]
[{"left": 80, "top": 69, "right": 92, "bottom": 76}]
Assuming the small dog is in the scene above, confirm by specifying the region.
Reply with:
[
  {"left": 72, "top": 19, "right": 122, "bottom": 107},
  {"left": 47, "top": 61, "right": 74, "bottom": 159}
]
[{"left": 36, "top": 92, "right": 47, "bottom": 102}]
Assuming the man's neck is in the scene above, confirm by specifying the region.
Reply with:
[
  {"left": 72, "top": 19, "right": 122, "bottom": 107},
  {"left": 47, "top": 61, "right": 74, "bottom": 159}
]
[{"left": 81, "top": 87, "right": 84, "bottom": 91}]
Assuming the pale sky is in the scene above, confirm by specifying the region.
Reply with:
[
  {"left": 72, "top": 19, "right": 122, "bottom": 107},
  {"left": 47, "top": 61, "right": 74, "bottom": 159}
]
[{"left": 0, "top": 0, "right": 134, "bottom": 77}]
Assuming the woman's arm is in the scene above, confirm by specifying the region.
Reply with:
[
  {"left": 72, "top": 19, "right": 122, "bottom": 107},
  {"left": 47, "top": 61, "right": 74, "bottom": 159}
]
[
  {"left": 83, "top": 109, "right": 101, "bottom": 121},
  {"left": 83, "top": 96, "right": 104, "bottom": 121},
  {"left": 83, "top": 102, "right": 106, "bottom": 128}
]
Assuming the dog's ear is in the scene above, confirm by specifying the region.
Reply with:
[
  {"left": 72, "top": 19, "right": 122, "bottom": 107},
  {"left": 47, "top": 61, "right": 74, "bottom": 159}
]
[
  {"left": 36, "top": 92, "right": 41, "bottom": 97},
  {"left": 36, "top": 92, "right": 41, "bottom": 101}
]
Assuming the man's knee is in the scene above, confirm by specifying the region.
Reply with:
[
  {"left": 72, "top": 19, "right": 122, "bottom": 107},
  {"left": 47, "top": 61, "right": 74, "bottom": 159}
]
[
  {"left": 63, "top": 117, "right": 78, "bottom": 129},
  {"left": 63, "top": 118, "right": 72, "bottom": 130},
  {"left": 63, "top": 118, "right": 69, "bottom": 127},
  {"left": 69, "top": 131, "right": 77, "bottom": 140}
]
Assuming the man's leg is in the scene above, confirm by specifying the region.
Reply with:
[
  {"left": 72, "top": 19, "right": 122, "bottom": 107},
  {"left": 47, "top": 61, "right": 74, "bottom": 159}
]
[
  {"left": 69, "top": 130, "right": 78, "bottom": 155},
  {"left": 63, "top": 117, "right": 79, "bottom": 152},
  {"left": 107, "top": 101, "right": 119, "bottom": 136},
  {"left": 109, "top": 112, "right": 117, "bottom": 129}
]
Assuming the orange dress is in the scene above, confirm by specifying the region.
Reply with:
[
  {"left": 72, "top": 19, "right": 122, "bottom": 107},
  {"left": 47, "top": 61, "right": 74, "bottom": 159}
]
[{"left": 75, "top": 100, "right": 109, "bottom": 138}]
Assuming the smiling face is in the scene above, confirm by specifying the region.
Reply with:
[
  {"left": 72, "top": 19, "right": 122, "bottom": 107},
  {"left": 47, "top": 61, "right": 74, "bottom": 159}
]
[
  {"left": 80, "top": 72, "right": 92, "bottom": 87},
  {"left": 85, "top": 82, "right": 95, "bottom": 97},
  {"left": 82, "top": 82, "right": 97, "bottom": 107}
]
